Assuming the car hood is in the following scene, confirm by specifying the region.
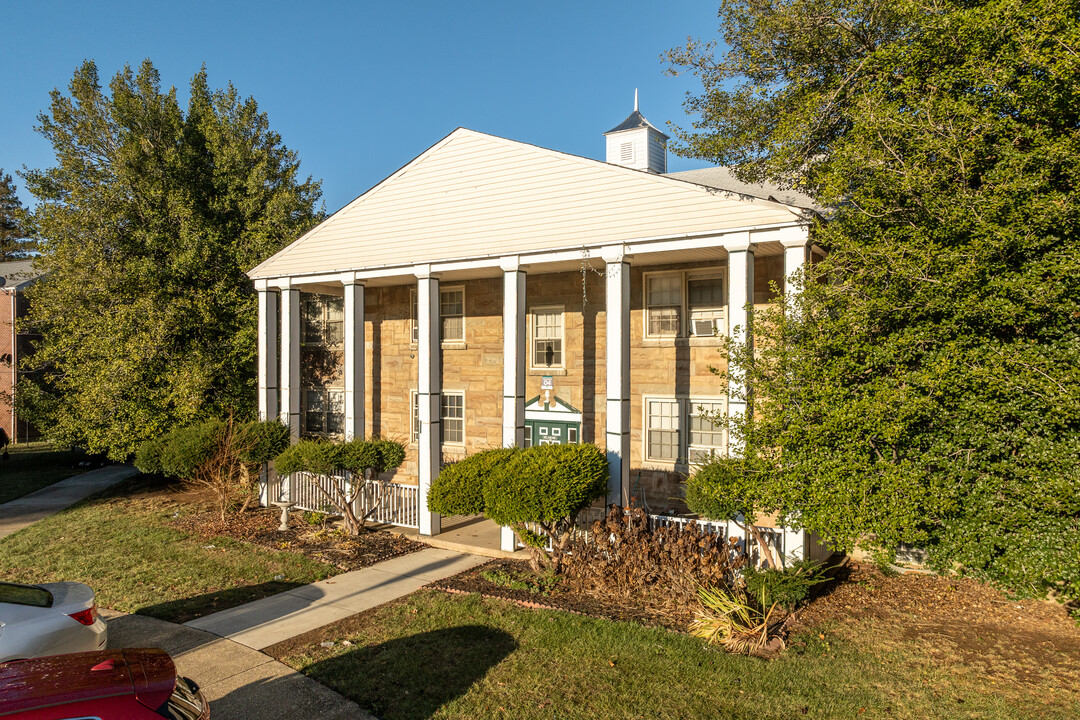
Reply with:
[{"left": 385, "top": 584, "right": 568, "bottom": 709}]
[{"left": 0, "top": 648, "right": 175, "bottom": 715}]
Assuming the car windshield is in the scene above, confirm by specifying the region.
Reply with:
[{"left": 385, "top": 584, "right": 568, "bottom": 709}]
[{"left": 0, "top": 582, "right": 53, "bottom": 608}]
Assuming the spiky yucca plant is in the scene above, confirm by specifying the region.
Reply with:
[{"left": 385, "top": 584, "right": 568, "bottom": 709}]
[{"left": 690, "top": 585, "right": 785, "bottom": 655}]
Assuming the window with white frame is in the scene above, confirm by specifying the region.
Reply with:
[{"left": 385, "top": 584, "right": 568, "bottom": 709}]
[
  {"left": 646, "top": 399, "right": 681, "bottom": 461},
  {"left": 531, "top": 306, "right": 564, "bottom": 369},
  {"left": 646, "top": 274, "right": 682, "bottom": 336},
  {"left": 645, "top": 397, "right": 726, "bottom": 463},
  {"left": 410, "top": 391, "right": 465, "bottom": 444},
  {"left": 687, "top": 276, "right": 725, "bottom": 337},
  {"left": 440, "top": 288, "right": 464, "bottom": 342},
  {"left": 441, "top": 393, "right": 464, "bottom": 444},
  {"left": 688, "top": 401, "right": 726, "bottom": 463},
  {"left": 301, "top": 293, "right": 344, "bottom": 346},
  {"left": 410, "top": 287, "right": 465, "bottom": 344},
  {"left": 304, "top": 388, "right": 344, "bottom": 436},
  {"left": 644, "top": 270, "right": 726, "bottom": 339}
]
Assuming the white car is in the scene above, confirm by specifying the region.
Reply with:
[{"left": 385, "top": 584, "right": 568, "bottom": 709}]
[{"left": 0, "top": 580, "right": 107, "bottom": 661}]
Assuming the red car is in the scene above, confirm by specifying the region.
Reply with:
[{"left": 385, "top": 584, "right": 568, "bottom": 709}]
[{"left": 0, "top": 648, "right": 208, "bottom": 719}]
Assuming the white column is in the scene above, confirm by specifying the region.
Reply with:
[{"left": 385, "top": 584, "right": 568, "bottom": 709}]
[
  {"left": 416, "top": 267, "right": 442, "bottom": 536},
  {"left": 256, "top": 282, "right": 279, "bottom": 507},
  {"left": 781, "top": 231, "right": 810, "bottom": 300},
  {"left": 500, "top": 257, "right": 526, "bottom": 551},
  {"left": 256, "top": 283, "right": 279, "bottom": 422},
  {"left": 603, "top": 251, "right": 631, "bottom": 507},
  {"left": 279, "top": 283, "right": 301, "bottom": 441},
  {"left": 726, "top": 240, "right": 755, "bottom": 454},
  {"left": 343, "top": 280, "right": 366, "bottom": 440}
]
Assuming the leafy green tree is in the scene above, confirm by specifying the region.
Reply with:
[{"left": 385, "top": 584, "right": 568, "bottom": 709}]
[
  {"left": 19, "top": 60, "right": 322, "bottom": 458},
  {"left": 0, "top": 170, "right": 35, "bottom": 259},
  {"left": 669, "top": 0, "right": 1080, "bottom": 601}
]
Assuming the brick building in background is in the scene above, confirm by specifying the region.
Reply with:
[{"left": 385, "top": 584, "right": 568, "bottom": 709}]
[
  {"left": 250, "top": 103, "right": 823, "bottom": 551},
  {"left": 0, "top": 259, "right": 45, "bottom": 444}
]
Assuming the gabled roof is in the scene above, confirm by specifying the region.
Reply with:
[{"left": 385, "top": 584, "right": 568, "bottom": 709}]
[
  {"left": 604, "top": 109, "right": 669, "bottom": 139},
  {"left": 664, "top": 167, "right": 821, "bottom": 212},
  {"left": 249, "top": 128, "right": 806, "bottom": 280}
]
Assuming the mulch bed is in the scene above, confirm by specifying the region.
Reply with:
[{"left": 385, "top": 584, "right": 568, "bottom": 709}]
[
  {"left": 429, "top": 558, "right": 689, "bottom": 630},
  {"left": 429, "top": 557, "right": 1080, "bottom": 680},
  {"left": 785, "top": 561, "right": 1080, "bottom": 684},
  {"left": 168, "top": 504, "right": 427, "bottom": 571}
]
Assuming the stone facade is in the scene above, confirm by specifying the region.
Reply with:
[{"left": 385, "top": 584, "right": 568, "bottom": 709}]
[{"left": 297, "top": 256, "right": 786, "bottom": 513}]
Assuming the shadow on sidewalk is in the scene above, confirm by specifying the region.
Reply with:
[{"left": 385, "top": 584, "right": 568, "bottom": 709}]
[
  {"left": 262, "top": 625, "right": 516, "bottom": 720},
  {"left": 137, "top": 581, "right": 311, "bottom": 625}
]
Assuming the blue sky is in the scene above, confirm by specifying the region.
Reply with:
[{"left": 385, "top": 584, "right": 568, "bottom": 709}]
[{"left": 1, "top": 1, "right": 724, "bottom": 214}]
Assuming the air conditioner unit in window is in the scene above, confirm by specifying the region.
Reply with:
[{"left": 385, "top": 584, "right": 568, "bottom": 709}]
[
  {"left": 692, "top": 318, "right": 718, "bottom": 337},
  {"left": 688, "top": 446, "right": 720, "bottom": 464}
]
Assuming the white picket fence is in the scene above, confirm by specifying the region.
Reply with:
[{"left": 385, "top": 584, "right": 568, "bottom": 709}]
[
  {"left": 517, "top": 508, "right": 830, "bottom": 568},
  {"left": 269, "top": 469, "right": 420, "bottom": 529}
]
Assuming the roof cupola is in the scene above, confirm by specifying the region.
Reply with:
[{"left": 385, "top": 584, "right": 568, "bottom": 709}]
[{"left": 603, "top": 90, "right": 668, "bottom": 173}]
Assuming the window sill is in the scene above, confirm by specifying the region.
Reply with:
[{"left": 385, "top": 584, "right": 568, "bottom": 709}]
[
  {"left": 640, "top": 336, "right": 724, "bottom": 348},
  {"left": 408, "top": 341, "right": 469, "bottom": 350},
  {"left": 528, "top": 367, "right": 567, "bottom": 376}
]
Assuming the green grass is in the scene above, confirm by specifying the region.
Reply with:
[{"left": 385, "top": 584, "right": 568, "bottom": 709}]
[
  {"left": 273, "top": 590, "right": 1080, "bottom": 720},
  {"left": 0, "top": 443, "right": 90, "bottom": 504},
  {"left": 0, "top": 477, "right": 340, "bottom": 623}
]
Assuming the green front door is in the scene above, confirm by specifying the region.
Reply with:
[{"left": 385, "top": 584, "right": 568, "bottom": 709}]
[{"left": 525, "top": 419, "right": 580, "bottom": 447}]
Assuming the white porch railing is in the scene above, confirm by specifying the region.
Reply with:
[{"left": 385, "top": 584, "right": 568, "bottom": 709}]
[
  {"left": 268, "top": 469, "right": 420, "bottom": 529},
  {"left": 516, "top": 508, "right": 820, "bottom": 567}
]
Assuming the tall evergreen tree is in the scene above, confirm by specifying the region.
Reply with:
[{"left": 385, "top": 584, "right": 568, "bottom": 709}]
[
  {"left": 670, "top": 0, "right": 1080, "bottom": 601},
  {"left": 0, "top": 170, "right": 35, "bottom": 259},
  {"left": 19, "top": 60, "right": 323, "bottom": 458}
]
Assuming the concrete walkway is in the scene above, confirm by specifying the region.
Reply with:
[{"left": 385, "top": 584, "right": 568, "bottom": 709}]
[
  {"left": 186, "top": 547, "right": 488, "bottom": 650},
  {"left": 104, "top": 610, "right": 374, "bottom": 720},
  {"left": 0, "top": 464, "right": 138, "bottom": 540}
]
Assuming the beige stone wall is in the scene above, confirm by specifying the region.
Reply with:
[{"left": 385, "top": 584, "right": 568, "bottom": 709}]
[{"left": 321, "top": 256, "right": 786, "bottom": 510}]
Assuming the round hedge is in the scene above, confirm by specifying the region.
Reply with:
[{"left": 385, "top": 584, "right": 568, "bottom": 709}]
[
  {"left": 482, "top": 443, "right": 607, "bottom": 526},
  {"left": 428, "top": 448, "right": 518, "bottom": 516}
]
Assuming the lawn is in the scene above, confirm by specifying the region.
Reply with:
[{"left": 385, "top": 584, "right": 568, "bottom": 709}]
[
  {"left": 268, "top": 589, "right": 1080, "bottom": 720},
  {"left": 0, "top": 442, "right": 91, "bottom": 504},
  {"left": 0, "top": 476, "right": 340, "bottom": 623}
]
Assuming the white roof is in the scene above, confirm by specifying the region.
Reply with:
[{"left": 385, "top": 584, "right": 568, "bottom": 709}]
[
  {"left": 0, "top": 259, "right": 46, "bottom": 290},
  {"left": 249, "top": 128, "right": 809, "bottom": 280}
]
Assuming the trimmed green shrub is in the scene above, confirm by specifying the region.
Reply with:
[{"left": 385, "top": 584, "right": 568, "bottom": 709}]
[
  {"left": 483, "top": 443, "right": 607, "bottom": 526},
  {"left": 272, "top": 437, "right": 407, "bottom": 535},
  {"left": 133, "top": 437, "right": 166, "bottom": 475},
  {"left": 273, "top": 439, "right": 340, "bottom": 477},
  {"left": 484, "top": 443, "right": 607, "bottom": 570},
  {"left": 158, "top": 420, "right": 224, "bottom": 480},
  {"left": 235, "top": 420, "right": 290, "bottom": 465},
  {"left": 428, "top": 448, "right": 518, "bottom": 516}
]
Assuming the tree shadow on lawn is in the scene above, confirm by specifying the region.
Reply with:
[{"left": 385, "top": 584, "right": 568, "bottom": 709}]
[
  {"left": 135, "top": 581, "right": 309, "bottom": 625},
  {"left": 300, "top": 625, "right": 517, "bottom": 720}
]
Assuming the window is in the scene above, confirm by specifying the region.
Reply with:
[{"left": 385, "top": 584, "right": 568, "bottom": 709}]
[
  {"left": 688, "top": 401, "right": 725, "bottom": 463},
  {"left": 304, "top": 388, "right": 344, "bottom": 436},
  {"left": 531, "top": 306, "right": 564, "bottom": 369},
  {"left": 646, "top": 275, "right": 682, "bottom": 336},
  {"left": 441, "top": 393, "right": 464, "bottom": 444},
  {"left": 688, "top": 276, "right": 725, "bottom": 337},
  {"left": 620, "top": 141, "right": 634, "bottom": 163},
  {"left": 411, "top": 391, "right": 465, "bottom": 444},
  {"left": 645, "top": 397, "right": 726, "bottom": 463},
  {"left": 645, "top": 271, "right": 726, "bottom": 339},
  {"left": 410, "top": 287, "right": 465, "bottom": 344},
  {"left": 441, "top": 288, "right": 464, "bottom": 342},
  {"left": 646, "top": 399, "right": 680, "bottom": 461},
  {"left": 301, "top": 293, "right": 343, "bottom": 346}
]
